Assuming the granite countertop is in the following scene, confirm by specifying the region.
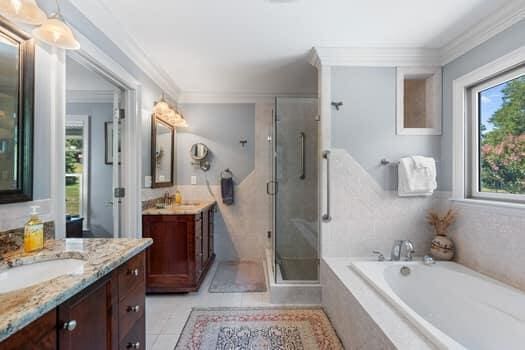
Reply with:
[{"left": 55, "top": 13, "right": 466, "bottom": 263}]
[
  {"left": 142, "top": 200, "right": 216, "bottom": 215},
  {"left": 0, "top": 238, "right": 152, "bottom": 342}
]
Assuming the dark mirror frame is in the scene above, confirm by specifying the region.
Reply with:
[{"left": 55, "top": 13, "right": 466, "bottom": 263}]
[
  {"left": 151, "top": 114, "right": 174, "bottom": 188},
  {"left": 0, "top": 18, "right": 35, "bottom": 204}
]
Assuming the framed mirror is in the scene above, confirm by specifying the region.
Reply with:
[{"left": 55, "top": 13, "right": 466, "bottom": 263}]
[
  {"left": 0, "top": 18, "right": 35, "bottom": 204},
  {"left": 396, "top": 67, "right": 442, "bottom": 135},
  {"left": 151, "top": 115, "right": 174, "bottom": 188}
]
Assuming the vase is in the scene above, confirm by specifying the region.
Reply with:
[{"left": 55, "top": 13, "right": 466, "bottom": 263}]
[{"left": 430, "top": 235, "right": 455, "bottom": 261}]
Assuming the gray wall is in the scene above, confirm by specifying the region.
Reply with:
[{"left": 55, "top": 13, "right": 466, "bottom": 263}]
[
  {"left": 441, "top": 19, "right": 525, "bottom": 190},
  {"left": 331, "top": 67, "right": 442, "bottom": 190},
  {"left": 66, "top": 103, "right": 113, "bottom": 236},
  {"left": 176, "top": 104, "right": 255, "bottom": 185}
]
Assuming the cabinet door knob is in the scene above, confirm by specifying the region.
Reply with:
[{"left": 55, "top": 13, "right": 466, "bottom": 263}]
[
  {"left": 127, "top": 305, "right": 141, "bottom": 313},
  {"left": 128, "top": 268, "right": 139, "bottom": 276},
  {"left": 127, "top": 342, "right": 141, "bottom": 349},
  {"left": 63, "top": 320, "right": 77, "bottom": 331}
]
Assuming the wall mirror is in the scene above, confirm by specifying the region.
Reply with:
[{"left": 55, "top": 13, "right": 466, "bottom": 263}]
[
  {"left": 190, "top": 143, "right": 211, "bottom": 171},
  {"left": 0, "top": 19, "right": 35, "bottom": 204},
  {"left": 396, "top": 67, "right": 442, "bottom": 135},
  {"left": 151, "top": 115, "right": 174, "bottom": 188},
  {"left": 190, "top": 143, "right": 208, "bottom": 161}
]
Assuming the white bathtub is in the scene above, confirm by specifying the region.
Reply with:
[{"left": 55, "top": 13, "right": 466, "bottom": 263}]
[{"left": 350, "top": 260, "right": 525, "bottom": 350}]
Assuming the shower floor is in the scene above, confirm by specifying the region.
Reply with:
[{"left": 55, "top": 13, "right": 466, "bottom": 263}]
[{"left": 277, "top": 258, "right": 319, "bottom": 282}]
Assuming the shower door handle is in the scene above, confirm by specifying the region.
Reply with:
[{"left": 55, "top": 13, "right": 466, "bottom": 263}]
[
  {"left": 266, "top": 181, "right": 277, "bottom": 195},
  {"left": 322, "top": 150, "right": 332, "bottom": 222},
  {"left": 298, "top": 132, "right": 305, "bottom": 180}
]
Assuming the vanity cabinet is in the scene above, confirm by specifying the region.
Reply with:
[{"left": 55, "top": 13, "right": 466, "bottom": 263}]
[
  {"left": 142, "top": 205, "right": 216, "bottom": 293},
  {"left": 0, "top": 252, "right": 146, "bottom": 350}
]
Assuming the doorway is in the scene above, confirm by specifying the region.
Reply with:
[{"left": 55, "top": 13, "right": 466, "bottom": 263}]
[{"left": 64, "top": 55, "right": 125, "bottom": 238}]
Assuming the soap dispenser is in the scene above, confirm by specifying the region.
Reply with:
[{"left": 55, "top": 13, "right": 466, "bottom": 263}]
[
  {"left": 175, "top": 190, "right": 182, "bottom": 205},
  {"left": 24, "top": 206, "right": 44, "bottom": 253}
]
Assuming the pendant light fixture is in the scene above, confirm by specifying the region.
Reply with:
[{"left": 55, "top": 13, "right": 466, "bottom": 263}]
[
  {"left": 0, "top": 0, "right": 47, "bottom": 25},
  {"left": 32, "top": 0, "right": 80, "bottom": 50},
  {"left": 153, "top": 94, "right": 170, "bottom": 116}
]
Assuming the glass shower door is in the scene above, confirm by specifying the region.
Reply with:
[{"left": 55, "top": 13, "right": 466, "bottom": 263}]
[{"left": 273, "top": 97, "right": 319, "bottom": 283}]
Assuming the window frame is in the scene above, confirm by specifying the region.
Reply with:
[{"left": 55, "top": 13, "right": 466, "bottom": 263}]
[
  {"left": 452, "top": 46, "right": 525, "bottom": 209},
  {"left": 469, "top": 66, "right": 525, "bottom": 203}
]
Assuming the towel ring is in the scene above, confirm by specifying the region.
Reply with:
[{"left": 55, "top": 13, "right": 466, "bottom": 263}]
[{"left": 221, "top": 168, "right": 233, "bottom": 179}]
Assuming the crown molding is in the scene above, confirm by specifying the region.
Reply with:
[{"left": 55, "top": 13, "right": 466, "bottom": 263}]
[
  {"left": 68, "top": 0, "right": 181, "bottom": 100},
  {"left": 178, "top": 92, "right": 316, "bottom": 104},
  {"left": 441, "top": 0, "right": 525, "bottom": 65},
  {"left": 312, "top": 47, "right": 442, "bottom": 67},
  {"left": 66, "top": 90, "right": 115, "bottom": 104},
  {"left": 312, "top": 1, "right": 525, "bottom": 69}
]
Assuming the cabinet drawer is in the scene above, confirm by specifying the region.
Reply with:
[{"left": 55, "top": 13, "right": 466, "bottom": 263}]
[
  {"left": 119, "top": 315, "right": 145, "bottom": 350},
  {"left": 119, "top": 282, "right": 145, "bottom": 341},
  {"left": 119, "top": 252, "right": 145, "bottom": 301}
]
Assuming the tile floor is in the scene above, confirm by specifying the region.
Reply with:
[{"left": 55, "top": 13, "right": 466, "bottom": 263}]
[{"left": 146, "top": 261, "right": 284, "bottom": 350}]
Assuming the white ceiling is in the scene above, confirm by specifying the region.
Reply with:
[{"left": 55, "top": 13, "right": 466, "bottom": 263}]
[{"left": 90, "top": 0, "right": 512, "bottom": 96}]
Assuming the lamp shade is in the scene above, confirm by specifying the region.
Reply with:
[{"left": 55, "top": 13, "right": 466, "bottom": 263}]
[
  {"left": 32, "top": 15, "right": 80, "bottom": 50},
  {"left": 173, "top": 116, "right": 188, "bottom": 128},
  {"left": 153, "top": 99, "right": 170, "bottom": 116},
  {"left": 0, "top": 0, "right": 47, "bottom": 25}
]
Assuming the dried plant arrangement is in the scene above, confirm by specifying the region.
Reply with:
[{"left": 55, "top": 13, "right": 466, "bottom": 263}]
[{"left": 426, "top": 209, "right": 457, "bottom": 236}]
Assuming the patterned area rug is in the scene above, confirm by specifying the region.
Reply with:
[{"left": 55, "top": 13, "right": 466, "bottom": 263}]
[
  {"left": 209, "top": 261, "right": 267, "bottom": 293},
  {"left": 174, "top": 307, "right": 343, "bottom": 350}
]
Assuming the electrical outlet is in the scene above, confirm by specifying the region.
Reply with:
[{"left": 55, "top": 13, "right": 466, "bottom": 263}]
[{"left": 191, "top": 176, "right": 197, "bottom": 185}]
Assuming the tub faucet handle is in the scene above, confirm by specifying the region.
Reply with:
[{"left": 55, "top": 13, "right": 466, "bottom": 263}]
[
  {"left": 402, "top": 240, "right": 415, "bottom": 261},
  {"left": 372, "top": 251, "right": 385, "bottom": 261}
]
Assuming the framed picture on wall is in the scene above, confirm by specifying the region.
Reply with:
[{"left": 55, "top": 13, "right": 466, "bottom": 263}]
[{"left": 104, "top": 121, "right": 113, "bottom": 164}]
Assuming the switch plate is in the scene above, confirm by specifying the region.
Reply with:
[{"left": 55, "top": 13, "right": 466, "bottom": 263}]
[
  {"left": 191, "top": 176, "right": 197, "bottom": 185},
  {"left": 145, "top": 176, "right": 152, "bottom": 188}
]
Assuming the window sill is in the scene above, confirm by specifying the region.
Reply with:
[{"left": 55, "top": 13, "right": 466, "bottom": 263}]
[{"left": 449, "top": 197, "right": 525, "bottom": 213}]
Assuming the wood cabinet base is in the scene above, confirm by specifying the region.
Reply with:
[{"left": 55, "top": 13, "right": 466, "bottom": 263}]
[{"left": 143, "top": 205, "right": 216, "bottom": 293}]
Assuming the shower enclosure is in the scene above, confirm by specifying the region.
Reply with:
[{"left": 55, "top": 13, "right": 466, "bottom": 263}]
[{"left": 270, "top": 97, "right": 319, "bottom": 283}]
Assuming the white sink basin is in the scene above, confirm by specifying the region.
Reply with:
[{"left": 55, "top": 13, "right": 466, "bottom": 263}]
[{"left": 0, "top": 259, "right": 85, "bottom": 294}]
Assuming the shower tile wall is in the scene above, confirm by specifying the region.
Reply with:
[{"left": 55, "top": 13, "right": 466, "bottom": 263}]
[{"left": 324, "top": 149, "right": 449, "bottom": 258}]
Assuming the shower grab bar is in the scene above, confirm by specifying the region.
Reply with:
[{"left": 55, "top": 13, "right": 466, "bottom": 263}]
[
  {"left": 322, "top": 150, "right": 332, "bottom": 222},
  {"left": 299, "top": 132, "right": 305, "bottom": 180}
]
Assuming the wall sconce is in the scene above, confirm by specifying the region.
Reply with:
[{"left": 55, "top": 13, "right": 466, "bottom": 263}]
[{"left": 153, "top": 94, "right": 188, "bottom": 128}]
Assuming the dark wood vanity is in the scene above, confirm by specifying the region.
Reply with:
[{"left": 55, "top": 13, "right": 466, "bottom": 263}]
[
  {"left": 142, "top": 203, "right": 216, "bottom": 293},
  {"left": 1, "top": 252, "right": 146, "bottom": 350}
]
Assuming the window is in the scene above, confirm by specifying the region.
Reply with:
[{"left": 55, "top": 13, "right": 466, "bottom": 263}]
[
  {"left": 65, "top": 116, "right": 90, "bottom": 229},
  {"left": 470, "top": 66, "right": 525, "bottom": 202}
]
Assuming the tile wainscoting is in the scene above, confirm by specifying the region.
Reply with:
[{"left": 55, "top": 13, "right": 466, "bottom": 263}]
[
  {"left": 324, "top": 149, "right": 450, "bottom": 258},
  {"left": 450, "top": 203, "right": 525, "bottom": 292}
]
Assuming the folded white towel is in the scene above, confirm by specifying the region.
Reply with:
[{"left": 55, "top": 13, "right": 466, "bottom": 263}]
[{"left": 398, "top": 156, "right": 437, "bottom": 197}]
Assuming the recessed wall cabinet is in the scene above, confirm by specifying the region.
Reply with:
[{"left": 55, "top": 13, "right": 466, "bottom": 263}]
[
  {"left": 0, "top": 252, "right": 146, "bottom": 350},
  {"left": 396, "top": 67, "right": 442, "bottom": 135},
  {"left": 142, "top": 205, "right": 216, "bottom": 293}
]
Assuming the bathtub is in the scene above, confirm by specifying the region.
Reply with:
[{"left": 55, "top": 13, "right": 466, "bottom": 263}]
[{"left": 350, "top": 260, "right": 525, "bottom": 350}]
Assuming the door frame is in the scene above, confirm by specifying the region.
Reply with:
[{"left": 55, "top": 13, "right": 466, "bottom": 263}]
[
  {"left": 65, "top": 115, "right": 90, "bottom": 231},
  {"left": 55, "top": 30, "right": 143, "bottom": 239}
]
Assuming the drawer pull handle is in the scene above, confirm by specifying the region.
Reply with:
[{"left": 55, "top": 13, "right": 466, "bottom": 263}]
[
  {"left": 63, "top": 320, "right": 77, "bottom": 331},
  {"left": 127, "top": 342, "right": 141, "bottom": 349},
  {"left": 127, "top": 305, "right": 141, "bottom": 313},
  {"left": 128, "top": 268, "right": 140, "bottom": 276}
]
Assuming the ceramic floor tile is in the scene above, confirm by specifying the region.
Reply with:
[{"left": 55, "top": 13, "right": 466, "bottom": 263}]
[
  {"left": 151, "top": 334, "right": 180, "bottom": 350},
  {"left": 146, "top": 333, "right": 158, "bottom": 350},
  {"left": 146, "top": 311, "right": 170, "bottom": 334}
]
